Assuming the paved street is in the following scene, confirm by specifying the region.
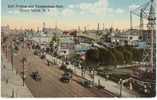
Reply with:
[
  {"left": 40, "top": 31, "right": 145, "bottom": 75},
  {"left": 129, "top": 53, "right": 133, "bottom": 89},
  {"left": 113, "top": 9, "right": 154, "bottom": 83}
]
[
  {"left": 2, "top": 40, "right": 114, "bottom": 97},
  {"left": 45, "top": 49, "right": 139, "bottom": 97}
]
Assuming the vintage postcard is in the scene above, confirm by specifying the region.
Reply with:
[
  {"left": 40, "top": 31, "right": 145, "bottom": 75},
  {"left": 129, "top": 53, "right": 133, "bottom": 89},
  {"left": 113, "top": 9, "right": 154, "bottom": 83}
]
[{"left": 1, "top": 0, "right": 156, "bottom": 98}]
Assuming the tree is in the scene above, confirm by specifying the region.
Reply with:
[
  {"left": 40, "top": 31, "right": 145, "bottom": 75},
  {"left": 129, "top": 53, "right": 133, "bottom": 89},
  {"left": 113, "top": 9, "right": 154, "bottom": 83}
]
[
  {"left": 69, "top": 53, "right": 80, "bottom": 66},
  {"left": 50, "top": 34, "right": 59, "bottom": 47},
  {"left": 98, "top": 48, "right": 110, "bottom": 65},
  {"left": 111, "top": 48, "right": 124, "bottom": 65},
  {"left": 109, "top": 49, "right": 118, "bottom": 66},
  {"left": 97, "top": 48, "right": 118, "bottom": 66},
  {"left": 132, "top": 48, "right": 145, "bottom": 62},
  {"left": 85, "top": 48, "right": 99, "bottom": 83},
  {"left": 123, "top": 49, "right": 133, "bottom": 64},
  {"left": 86, "top": 48, "right": 99, "bottom": 67},
  {"left": 49, "top": 34, "right": 59, "bottom": 55}
]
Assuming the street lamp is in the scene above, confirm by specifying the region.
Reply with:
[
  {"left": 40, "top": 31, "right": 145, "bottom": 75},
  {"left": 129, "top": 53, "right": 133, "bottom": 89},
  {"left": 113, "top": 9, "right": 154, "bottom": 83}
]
[{"left": 119, "top": 78, "right": 123, "bottom": 97}]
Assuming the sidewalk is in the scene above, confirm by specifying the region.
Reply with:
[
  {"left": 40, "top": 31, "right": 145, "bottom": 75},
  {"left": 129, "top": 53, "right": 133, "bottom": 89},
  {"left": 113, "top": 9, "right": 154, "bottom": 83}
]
[
  {"left": 46, "top": 54, "right": 139, "bottom": 97},
  {"left": 68, "top": 65, "right": 139, "bottom": 97},
  {"left": 1, "top": 54, "right": 33, "bottom": 97}
]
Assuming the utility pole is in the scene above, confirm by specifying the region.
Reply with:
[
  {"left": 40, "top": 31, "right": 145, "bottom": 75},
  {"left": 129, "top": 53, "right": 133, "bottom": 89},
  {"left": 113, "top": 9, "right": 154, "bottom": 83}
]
[
  {"left": 22, "top": 57, "right": 25, "bottom": 86},
  {"left": 119, "top": 79, "right": 123, "bottom": 97},
  {"left": 102, "top": 23, "right": 105, "bottom": 31},
  {"left": 21, "top": 57, "right": 26, "bottom": 86},
  {"left": 55, "top": 20, "right": 58, "bottom": 30},
  {"left": 42, "top": 22, "right": 46, "bottom": 32},
  {"left": 11, "top": 42, "right": 14, "bottom": 71},
  {"left": 6, "top": 45, "right": 8, "bottom": 58},
  {"left": 147, "top": 0, "right": 156, "bottom": 71},
  {"left": 97, "top": 23, "right": 100, "bottom": 33},
  {"left": 139, "top": 9, "right": 144, "bottom": 40},
  {"left": 78, "top": 26, "right": 80, "bottom": 32},
  {"left": 84, "top": 26, "right": 86, "bottom": 33},
  {"left": 130, "top": 11, "right": 133, "bottom": 30}
]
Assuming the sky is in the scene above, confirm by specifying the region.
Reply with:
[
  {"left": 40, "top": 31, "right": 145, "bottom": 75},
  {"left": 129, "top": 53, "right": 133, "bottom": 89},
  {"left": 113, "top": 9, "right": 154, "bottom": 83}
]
[{"left": 1, "top": 0, "right": 149, "bottom": 30}]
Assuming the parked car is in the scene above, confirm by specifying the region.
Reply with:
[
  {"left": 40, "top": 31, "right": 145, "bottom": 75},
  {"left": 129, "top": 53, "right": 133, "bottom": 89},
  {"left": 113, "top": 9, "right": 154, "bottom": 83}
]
[
  {"left": 60, "top": 72, "right": 72, "bottom": 83},
  {"left": 30, "top": 71, "right": 41, "bottom": 81}
]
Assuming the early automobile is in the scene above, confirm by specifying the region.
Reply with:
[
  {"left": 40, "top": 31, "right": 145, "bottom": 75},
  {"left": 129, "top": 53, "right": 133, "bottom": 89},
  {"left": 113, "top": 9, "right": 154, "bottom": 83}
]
[
  {"left": 31, "top": 71, "right": 41, "bottom": 81},
  {"left": 60, "top": 72, "right": 72, "bottom": 83}
]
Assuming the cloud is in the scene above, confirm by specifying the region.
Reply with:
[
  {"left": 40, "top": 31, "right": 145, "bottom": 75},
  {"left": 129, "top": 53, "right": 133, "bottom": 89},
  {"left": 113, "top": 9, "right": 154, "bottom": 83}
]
[
  {"left": 106, "top": 8, "right": 114, "bottom": 16},
  {"left": 80, "top": 11, "right": 85, "bottom": 15},
  {"left": 48, "top": 0, "right": 125, "bottom": 17},
  {"left": 107, "top": 8, "right": 114, "bottom": 13},
  {"left": 68, "top": 5, "right": 75, "bottom": 9},
  {"left": 79, "top": 0, "right": 108, "bottom": 15},
  {"left": 62, "top": 8, "right": 75, "bottom": 16},
  {"left": 106, "top": 7, "right": 125, "bottom": 16},
  {"left": 115, "top": 8, "right": 125, "bottom": 14}
]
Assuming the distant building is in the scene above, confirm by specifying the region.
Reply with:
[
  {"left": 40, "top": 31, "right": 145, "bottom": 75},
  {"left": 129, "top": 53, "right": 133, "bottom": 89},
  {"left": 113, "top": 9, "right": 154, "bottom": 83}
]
[
  {"left": 42, "top": 27, "right": 62, "bottom": 36},
  {"left": 75, "top": 43, "right": 91, "bottom": 54},
  {"left": 136, "top": 41, "right": 147, "bottom": 49},
  {"left": 111, "top": 32, "right": 139, "bottom": 46},
  {"left": 42, "top": 22, "right": 62, "bottom": 36},
  {"left": 57, "top": 35, "right": 75, "bottom": 56},
  {"left": 76, "top": 31, "right": 97, "bottom": 44},
  {"left": 25, "top": 27, "right": 63, "bottom": 45},
  {"left": 32, "top": 33, "right": 51, "bottom": 45},
  {"left": 1, "top": 25, "right": 24, "bottom": 35}
]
